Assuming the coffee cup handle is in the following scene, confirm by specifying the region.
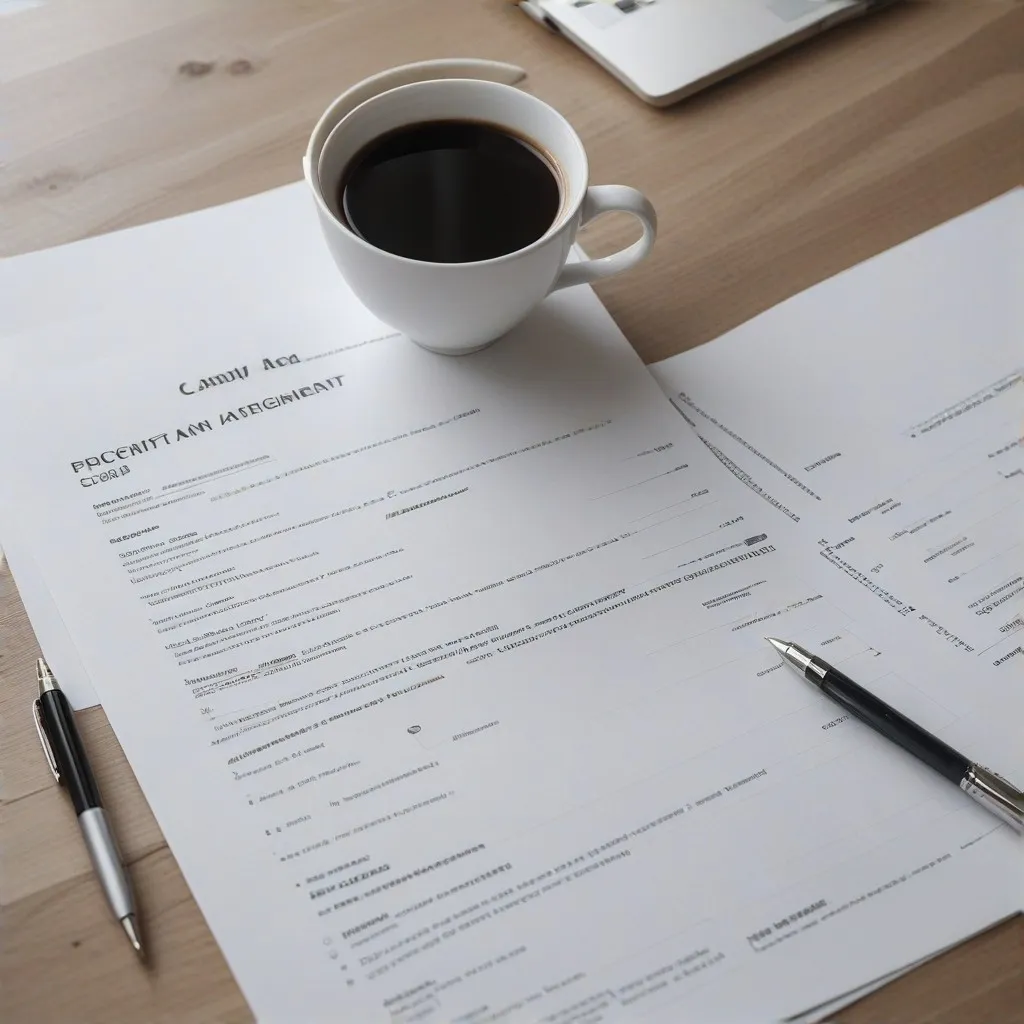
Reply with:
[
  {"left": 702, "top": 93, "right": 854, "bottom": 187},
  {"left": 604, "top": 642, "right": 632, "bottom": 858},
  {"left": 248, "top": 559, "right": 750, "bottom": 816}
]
[{"left": 550, "top": 185, "right": 657, "bottom": 292}]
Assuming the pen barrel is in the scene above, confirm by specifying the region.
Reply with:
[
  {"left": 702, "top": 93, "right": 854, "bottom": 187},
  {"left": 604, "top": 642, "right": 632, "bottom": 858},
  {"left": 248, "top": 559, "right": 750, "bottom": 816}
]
[
  {"left": 817, "top": 664, "right": 969, "bottom": 784},
  {"left": 39, "top": 688, "right": 102, "bottom": 814},
  {"left": 961, "top": 765, "right": 1024, "bottom": 833},
  {"left": 80, "top": 807, "right": 136, "bottom": 920}
]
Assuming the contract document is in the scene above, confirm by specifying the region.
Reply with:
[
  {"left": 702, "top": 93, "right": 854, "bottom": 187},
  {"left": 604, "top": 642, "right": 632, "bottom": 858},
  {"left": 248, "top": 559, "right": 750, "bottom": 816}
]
[
  {"left": 1, "top": 186, "right": 1019, "bottom": 1023},
  {"left": 651, "top": 190, "right": 1023, "bottom": 668}
]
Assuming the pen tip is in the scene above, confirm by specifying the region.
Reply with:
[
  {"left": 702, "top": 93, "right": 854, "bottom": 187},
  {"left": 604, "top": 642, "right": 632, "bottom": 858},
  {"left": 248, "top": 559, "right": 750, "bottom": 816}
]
[
  {"left": 121, "top": 916, "right": 146, "bottom": 961},
  {"left": 36, "top": 657, "right": 58, "bottom": 693},
  {"left": 765, "top": 637, "right": 789, "bottom": 654}
]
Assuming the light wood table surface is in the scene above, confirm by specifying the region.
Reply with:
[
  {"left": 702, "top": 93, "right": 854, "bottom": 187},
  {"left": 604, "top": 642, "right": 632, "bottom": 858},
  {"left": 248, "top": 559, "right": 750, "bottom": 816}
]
[{"left": 1, "top": 1, "right": 1021, "bottom": 1021}]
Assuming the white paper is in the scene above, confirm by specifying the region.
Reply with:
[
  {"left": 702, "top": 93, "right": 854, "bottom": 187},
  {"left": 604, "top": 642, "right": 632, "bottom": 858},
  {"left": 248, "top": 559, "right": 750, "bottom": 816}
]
[
  {"left": 0, "top": 192, "right": 591, "bottom": 711},
  {"left": 0, "top": 194, "right": 588, "bottom": 710},
  {"left": 0, "top": 514, "right": 98, "bottom": 707},
  {"left": 0, "top": 187, "right": 1019, "bottom": 1021},
  {"left": 650, "top": 189, "right": 1024, "bottom": 666},
  {"left": 647, "top": 191, "right": 1024, "bottom": 1015},
  {"left": 781, "top": 922, "right": 1017, "bottom": 1024},
  {"left": 0, "top": 1, "right": 44, "bottom": 16},
  {"left": 2, "top": 188, "right": 333, "bottom": 709}
]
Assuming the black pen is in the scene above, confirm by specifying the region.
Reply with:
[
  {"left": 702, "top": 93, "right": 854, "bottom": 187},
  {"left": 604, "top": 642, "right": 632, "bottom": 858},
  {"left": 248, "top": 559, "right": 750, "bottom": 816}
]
[
  {"left": 766, "top": 638, "right": 1023, "bottom": 832},
  {"left": 32, "top": 657, "right": 146, "bottom": 958}
]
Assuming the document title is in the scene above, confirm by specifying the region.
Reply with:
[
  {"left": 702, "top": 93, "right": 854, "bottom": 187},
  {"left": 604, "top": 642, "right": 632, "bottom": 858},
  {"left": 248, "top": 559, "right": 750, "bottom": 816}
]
[{"left": 70, "top": 357, "right": 343, "bottom": 484}]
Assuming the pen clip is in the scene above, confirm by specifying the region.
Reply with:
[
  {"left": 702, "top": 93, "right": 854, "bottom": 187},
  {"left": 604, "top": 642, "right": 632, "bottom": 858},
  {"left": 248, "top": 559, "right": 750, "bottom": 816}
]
[{"left": 32, "top": 698, "right": 61, "bottom": 784}]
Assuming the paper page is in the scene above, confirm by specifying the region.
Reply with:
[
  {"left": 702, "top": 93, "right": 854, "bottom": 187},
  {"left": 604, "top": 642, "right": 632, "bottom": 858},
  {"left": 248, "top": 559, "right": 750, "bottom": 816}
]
[
  {"left": 647, "top": 193, "right": 1024, "bottom": 1018},
  {"left": 782, "top": 920, "right": 1017, "bottom": 1024},
  {"left": 0, "top": 195, "right": 592, "bottom": 714},
  {"left": 650, "top": 189, "right": 1024, "bottom": 666},
  {"left": 2, "top": 186, "right": 335, "bottom": 711},
  {"left": 0, "top": 216, "right": 1019, "bottom": 1022},
  {"left": 0, "top": 193, "right": 594, "bottom": 711},
  {"left": 0, "top": 513, "right": 99, "bottom": 708}
]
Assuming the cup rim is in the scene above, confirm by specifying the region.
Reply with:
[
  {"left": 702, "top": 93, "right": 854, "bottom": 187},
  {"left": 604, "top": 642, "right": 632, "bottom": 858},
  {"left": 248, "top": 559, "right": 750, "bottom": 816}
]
[{"left": 311, "top": 79, "right": 590, "bottom": 270}]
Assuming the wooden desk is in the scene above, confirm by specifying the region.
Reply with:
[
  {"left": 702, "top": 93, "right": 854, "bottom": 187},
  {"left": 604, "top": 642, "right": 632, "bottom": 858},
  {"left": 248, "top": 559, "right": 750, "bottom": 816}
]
[{"left": 1, "top": 1, "right": 1021, "bottom": 1020}]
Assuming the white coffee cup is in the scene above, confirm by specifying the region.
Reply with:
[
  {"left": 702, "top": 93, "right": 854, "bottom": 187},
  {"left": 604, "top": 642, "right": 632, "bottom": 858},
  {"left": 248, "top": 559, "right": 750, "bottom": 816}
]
[{"left": 304, "top": 70, "right": 656, "bottom": 355}]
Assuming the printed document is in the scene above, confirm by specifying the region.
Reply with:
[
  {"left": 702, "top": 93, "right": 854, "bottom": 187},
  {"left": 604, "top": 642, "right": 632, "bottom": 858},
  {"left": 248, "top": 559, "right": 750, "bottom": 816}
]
[
  {"left": 0, "top": 186, "right": 1019, "bottom": 1022},
  {"left": 651, "top": 190, "right": 1023, "bottom": 669}
]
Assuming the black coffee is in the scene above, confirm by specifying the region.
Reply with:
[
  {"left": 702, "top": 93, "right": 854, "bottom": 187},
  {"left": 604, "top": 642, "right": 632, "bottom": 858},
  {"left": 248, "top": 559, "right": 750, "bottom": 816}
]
[{"left": 339, "top": 120, "right": 561, "bottom": 264}]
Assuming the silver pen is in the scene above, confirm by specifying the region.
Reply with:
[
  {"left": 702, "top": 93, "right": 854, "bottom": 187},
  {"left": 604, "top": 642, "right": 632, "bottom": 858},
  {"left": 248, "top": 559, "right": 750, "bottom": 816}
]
[
  {"left": 33, "top": 657, "right": 145, "bottom": 958},
  {"left": 767, "top": 638, "right": 1024, "bottom": 832}
]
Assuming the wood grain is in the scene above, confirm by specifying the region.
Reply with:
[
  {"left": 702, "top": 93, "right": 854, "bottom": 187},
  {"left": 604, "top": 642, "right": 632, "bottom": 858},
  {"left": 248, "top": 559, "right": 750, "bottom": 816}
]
[{"left": 1, "top": 1, "right": 1021, "bottom": 1021}]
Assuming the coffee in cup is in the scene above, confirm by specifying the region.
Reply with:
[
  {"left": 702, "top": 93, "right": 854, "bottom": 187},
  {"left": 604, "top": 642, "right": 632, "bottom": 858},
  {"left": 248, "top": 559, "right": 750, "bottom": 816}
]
[
  {"left": 338, "top": 119, "right": 564, "bottom": 265},
  {"left": 305, "top": 76, "right": 657, "bottom": 355}
]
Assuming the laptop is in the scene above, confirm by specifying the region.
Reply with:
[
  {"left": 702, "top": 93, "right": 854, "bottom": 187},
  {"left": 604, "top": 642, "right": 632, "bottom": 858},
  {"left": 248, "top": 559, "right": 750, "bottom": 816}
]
[{"left": 516, "top": 0, "right": 900, "bottom": 106}]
